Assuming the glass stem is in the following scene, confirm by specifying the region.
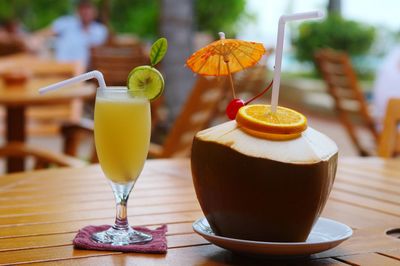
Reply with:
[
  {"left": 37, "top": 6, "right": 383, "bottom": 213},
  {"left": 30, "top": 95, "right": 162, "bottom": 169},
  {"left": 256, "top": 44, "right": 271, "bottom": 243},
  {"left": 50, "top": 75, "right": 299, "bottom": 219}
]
[
  {"left": 111, "top": 182, "right": 134, "bottom": 231},
  {"left": 114, "top": 199, "right": 129, "bottom": 230}
]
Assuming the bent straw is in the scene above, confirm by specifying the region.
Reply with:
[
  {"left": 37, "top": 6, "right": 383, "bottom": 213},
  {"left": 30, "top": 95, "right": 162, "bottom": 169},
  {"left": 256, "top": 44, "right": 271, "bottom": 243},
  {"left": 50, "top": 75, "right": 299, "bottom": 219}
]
[
  {"left": 39, "top": 70, "right": 106, "bottom": 94},
  {"left": 271, "top": 11, "right": 324, "bottom": 112}
]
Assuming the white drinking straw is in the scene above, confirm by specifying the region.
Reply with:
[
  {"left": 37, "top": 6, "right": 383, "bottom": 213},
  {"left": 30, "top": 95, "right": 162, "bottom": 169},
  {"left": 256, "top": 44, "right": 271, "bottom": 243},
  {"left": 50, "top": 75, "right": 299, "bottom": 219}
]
[
  {"left": 39, "top": 70, "right": 107, "bottom": 94},
  {"left": 271, "top": 11, "right": 324, "bottom": 112}
]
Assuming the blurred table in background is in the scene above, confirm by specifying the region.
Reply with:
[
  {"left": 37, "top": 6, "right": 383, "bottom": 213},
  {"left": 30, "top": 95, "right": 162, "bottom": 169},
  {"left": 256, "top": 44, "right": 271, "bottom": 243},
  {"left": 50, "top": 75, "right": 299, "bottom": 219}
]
[
  {"left": 0, "top": 158, "right": 399, "bottom": 265},
  {"left": 0, "top": 77, "right": 95, "bottom": 172},
  {"left": 0, "top": 53, "right": 86, "bottom": 136}
]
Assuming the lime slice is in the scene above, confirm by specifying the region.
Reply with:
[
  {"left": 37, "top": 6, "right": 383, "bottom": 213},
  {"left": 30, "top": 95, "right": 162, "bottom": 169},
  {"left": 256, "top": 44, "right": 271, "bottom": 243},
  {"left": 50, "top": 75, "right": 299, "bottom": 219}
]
[{"left": 127, "top": 65, "right": 164, "bottom": 101}]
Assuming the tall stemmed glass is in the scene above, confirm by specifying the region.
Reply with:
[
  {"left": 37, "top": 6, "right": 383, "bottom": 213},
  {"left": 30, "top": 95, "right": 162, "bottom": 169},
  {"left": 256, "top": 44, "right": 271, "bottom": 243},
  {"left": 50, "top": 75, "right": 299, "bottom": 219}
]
[{"left": 92, "top": 86, "right": 152, "bottom": 245}]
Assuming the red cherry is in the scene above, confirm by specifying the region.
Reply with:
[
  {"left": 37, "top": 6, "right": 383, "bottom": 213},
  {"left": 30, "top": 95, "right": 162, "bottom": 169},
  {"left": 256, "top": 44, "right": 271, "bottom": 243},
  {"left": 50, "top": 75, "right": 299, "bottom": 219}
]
[{"left": 226, "top": 98, "right": 245, "bottom": 120}]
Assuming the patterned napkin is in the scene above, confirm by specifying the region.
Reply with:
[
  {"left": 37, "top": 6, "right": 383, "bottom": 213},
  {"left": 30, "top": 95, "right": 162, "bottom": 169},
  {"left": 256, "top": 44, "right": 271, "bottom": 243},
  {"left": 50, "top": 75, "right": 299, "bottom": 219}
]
[{"left": 73, "top": 224, "right": 167, "bottom": 253}]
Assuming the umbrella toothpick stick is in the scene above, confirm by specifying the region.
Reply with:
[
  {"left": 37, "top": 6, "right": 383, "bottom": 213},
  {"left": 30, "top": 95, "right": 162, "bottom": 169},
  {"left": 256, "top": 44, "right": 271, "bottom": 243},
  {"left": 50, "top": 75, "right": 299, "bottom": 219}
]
[
  {"left": 219, "top": 31, "right": 236, "bottom": 99},
  {"left": 271, "top": 11, "right": 323, "bottom": 113},
  {"left": 225, "top": 62, "right": 236, "bottom": 99}
]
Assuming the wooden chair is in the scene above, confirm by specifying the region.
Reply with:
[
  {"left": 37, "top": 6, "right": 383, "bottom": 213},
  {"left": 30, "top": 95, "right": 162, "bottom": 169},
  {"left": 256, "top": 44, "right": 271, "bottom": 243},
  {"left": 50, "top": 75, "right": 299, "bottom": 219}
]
[
  {"left": 315, "top": 49, "right": 379, "bottom": 156},
  {"left": 90, "top": 43, "right": 148, "bottom": 86},
  {"left": 60, "top": 76, "right": 227, "bottom": 160},
  {"left": 234, "top": 65, "right": 270, "bottom": 97},
  {"left": 0, "top": 141, "right": 85, "bottom": 172},
  {"left": 377, "top": 98, "right": 400, "bottom": 157},
  {"left": 149, "top": 76, "right": 227, "bottom": 158},
  {"left": 214, "top": 65, "right": 270, "bottom": 122},
  {"left": 61, "top": 118, "right": 98, "bottom": 163}
]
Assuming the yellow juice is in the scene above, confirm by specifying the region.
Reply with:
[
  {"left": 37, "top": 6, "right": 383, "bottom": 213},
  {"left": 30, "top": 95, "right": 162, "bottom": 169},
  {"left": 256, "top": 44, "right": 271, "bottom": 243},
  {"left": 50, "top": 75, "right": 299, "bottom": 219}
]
[{"left": 94, "top": 92, "right": 151, "bottom": 184}]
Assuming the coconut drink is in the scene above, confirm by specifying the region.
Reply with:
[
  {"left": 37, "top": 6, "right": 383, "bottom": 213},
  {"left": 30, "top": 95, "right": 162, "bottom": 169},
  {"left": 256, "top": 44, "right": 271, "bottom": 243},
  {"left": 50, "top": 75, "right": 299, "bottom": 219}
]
[
  {"left": 187, "top": 12, "right": 330, "bottom": 242},
  {"left": 191, "top": 105, "right": 338, "bottom": 242}
]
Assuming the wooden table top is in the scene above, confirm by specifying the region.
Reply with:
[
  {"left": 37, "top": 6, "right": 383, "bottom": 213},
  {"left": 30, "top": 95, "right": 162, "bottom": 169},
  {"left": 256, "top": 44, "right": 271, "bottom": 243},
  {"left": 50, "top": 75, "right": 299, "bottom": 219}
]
[
  {"left": 0, "top": 77, "right": 95, "bottom": 106},
  {"left": 0, "top": 158, "right": 399, "bottom": 265}
]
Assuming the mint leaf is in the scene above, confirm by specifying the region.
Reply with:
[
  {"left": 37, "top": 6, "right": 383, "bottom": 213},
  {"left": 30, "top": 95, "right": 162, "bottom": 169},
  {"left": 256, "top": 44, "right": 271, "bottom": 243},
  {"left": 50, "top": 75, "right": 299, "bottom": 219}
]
[{"left": 150, "top": 38, "right": 168, "bottom": 66}]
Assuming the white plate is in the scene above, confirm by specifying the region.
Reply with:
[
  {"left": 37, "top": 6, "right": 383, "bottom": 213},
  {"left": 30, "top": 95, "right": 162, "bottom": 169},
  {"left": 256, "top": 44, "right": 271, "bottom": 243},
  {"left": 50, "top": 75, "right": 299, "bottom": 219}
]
[{"left": 193, "top": 217, "right": 352, "bottom": 257}]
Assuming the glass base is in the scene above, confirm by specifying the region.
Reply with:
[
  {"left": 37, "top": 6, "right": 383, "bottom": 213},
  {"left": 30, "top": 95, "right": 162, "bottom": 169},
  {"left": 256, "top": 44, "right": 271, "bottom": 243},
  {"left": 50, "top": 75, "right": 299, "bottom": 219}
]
[{"left": 92, "top": 226, "right": 152, "bottom": 245}]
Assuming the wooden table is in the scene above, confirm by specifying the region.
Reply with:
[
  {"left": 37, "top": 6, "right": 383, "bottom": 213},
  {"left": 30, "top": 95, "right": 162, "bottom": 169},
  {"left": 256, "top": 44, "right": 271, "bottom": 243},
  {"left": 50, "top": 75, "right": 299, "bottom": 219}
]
[
  {"left": 0, "top": 158, "right": 399, "bottom": 265},
  {"left": 0, "top": 77, "right": 94, "bottom": 172}
]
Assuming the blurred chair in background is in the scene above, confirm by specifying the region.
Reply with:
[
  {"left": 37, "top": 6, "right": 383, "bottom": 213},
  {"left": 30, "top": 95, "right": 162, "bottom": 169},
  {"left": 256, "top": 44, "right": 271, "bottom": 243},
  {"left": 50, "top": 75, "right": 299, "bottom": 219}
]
[
  {"left": 90, "top": 42, "right": 148, "bottom": 86},
  {"left": 315, "top": 49, "right": 379, "bottom": 156},
  {"left": 234, "top": 65, "right": 270, "bottom": 98},
  {"left": 61, "top": 117, "right": 97, "bottom": 163},
  {"left": 214, "top": 65, "right": 270, "bottom": 122},
  {"left": 0, "top": 141, "right": 84, "bottom": 173},
  {"left": 378, "top": 98, "right": 400, "bottom": 158},
  {"left": 60, "top": 76, "right": 227, "bottom": 161},
  {"left": 149, "top": 76, "right": 227, "bottom": 158}
]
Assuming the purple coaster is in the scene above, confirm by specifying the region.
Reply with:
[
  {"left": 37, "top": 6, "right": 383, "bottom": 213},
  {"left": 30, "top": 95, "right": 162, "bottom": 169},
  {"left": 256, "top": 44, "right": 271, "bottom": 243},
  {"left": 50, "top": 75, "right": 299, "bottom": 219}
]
[{"left": 73, "top": 224, "right": 167, "bottom": 253}]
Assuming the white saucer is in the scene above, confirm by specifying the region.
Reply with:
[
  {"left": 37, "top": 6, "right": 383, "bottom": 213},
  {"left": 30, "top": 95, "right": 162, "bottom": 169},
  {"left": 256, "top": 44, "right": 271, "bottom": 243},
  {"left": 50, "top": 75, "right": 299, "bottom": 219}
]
[{"left": 193, "top": 217, "right": 352, "bottom": 257}]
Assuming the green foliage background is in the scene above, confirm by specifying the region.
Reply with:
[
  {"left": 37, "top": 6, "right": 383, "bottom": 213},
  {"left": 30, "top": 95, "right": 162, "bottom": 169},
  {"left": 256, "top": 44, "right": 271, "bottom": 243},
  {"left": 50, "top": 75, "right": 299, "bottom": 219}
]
[
  {"left": 292, "top": 14, "right": 375, "bottom": 63},
  {"left": 0, "top": 0, "right": 247, "bottom": 39},
  {"left": 0, "top": 0, "right": 72, "bottom": 30},
  {"left": 108, "top": 0, "right": 159, "bottom": 39},
  {"left": 195, "top": 0, "right": 248, "bottom": 37}
]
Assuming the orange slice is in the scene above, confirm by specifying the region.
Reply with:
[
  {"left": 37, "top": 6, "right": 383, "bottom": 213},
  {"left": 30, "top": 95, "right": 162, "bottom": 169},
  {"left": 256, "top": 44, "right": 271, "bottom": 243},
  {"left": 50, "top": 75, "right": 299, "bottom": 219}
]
[{"left": 236, "top": 104, "right": 307, "bottom": 140}]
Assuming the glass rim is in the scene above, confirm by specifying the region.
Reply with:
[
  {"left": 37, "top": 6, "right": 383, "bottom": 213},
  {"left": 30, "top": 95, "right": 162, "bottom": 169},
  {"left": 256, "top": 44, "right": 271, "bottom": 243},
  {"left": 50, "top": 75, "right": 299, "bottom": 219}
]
[
  {"left": 96, "top": 87, "right": 149, "bottom": 100},
  {"left": 96, "top": 86, "right": 128, "bottom": 92}
]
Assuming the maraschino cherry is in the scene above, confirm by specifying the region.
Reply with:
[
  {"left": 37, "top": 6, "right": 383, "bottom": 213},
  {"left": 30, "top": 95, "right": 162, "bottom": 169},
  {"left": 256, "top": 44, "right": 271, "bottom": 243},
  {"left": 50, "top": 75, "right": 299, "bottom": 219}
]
[
  {"left": 225, "top": 80, "right": 273, "bottom": 120},
  {"left": 226, "top": 98, "right": 245, "bottom": 120}
]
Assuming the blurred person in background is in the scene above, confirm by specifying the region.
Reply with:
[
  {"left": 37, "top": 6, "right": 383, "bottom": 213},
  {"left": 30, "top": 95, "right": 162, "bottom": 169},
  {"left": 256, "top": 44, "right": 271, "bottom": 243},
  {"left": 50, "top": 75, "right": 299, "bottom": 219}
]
[
  {"left": 373, "top": 45, "right": 400, "bottom": 127},
  {"left": 37, "top": 0, "right": 108, "bottom": 68}
]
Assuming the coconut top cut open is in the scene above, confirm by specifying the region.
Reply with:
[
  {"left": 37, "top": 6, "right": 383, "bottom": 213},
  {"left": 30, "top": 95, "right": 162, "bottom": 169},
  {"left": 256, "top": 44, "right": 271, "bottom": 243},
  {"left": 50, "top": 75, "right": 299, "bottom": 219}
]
[{"left": 195, "top": 121, "right": 338, "bottom": 164}]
